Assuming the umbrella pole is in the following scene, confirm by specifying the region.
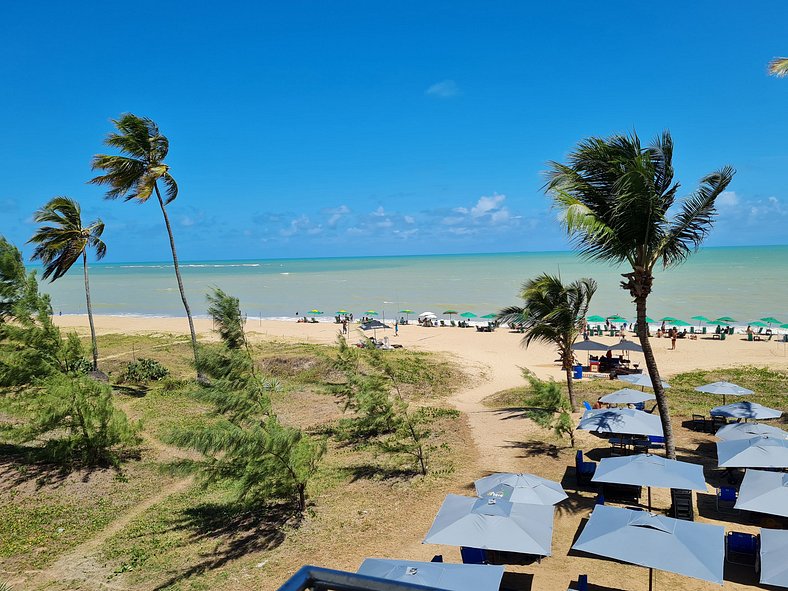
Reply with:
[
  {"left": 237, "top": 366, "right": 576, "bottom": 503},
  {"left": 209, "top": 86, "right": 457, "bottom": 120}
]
[
  {"left": 648, "top": 486, "right": 652, "bottom": 511},
  {"left": 649, "top": 568, "right": 654, "bottom": 591}
]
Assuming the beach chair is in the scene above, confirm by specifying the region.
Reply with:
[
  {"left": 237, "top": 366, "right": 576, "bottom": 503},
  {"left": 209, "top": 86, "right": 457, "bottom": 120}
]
[
  {"left": 575, "top": 450, "right": 597, "bottom": 487},
  {"left": 670, "top": 488, "right": 694, "bottom": 521},
  {"left": 460, "top": 547, "right": 487, "bottom": 564},
  {"left": 582, "top": 401, "right": 593, "bottom": 411},
  {"left": 716, "top": 486, "right": 739, "bottom": 513},
  {"left": 430, "top": 555, "right": 443, "bottom": 563},
  {"left": 725, "top": 531, "right": 759, "bottom": 566}
]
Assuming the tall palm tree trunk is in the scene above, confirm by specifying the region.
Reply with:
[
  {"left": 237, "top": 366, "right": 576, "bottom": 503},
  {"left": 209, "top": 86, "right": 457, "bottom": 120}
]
[
  {"left": 82, "top": 251, "right": 99, "bottom": 371},
  {"left": 154, "top": 185, "right": 199, "bottom": 369},
  {"left": 635, "top": 296, "right": 676, "bottom": 459},
  {"left": 563, "top": 352, "right": 577, "bottom": 411}
]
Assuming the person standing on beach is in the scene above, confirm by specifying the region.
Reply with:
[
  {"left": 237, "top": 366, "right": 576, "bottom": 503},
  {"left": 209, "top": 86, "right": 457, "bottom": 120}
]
[
  {"left": 670, "top": 327, "right": 677, "bottom": 350},
  {"left": 394, "top": 321, "right": 399, "bottom": 336}
]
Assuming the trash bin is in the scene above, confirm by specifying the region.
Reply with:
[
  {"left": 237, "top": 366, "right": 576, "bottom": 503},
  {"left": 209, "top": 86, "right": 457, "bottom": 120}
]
[
  {"left": 573, "top": 364, "right": 583, "bottom": 379},
  {"left": 720, "top": 333, "right": 726, "bottom": 341}
]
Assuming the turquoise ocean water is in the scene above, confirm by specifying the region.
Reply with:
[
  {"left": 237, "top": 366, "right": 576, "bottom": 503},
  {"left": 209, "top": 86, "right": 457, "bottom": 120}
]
[{"left": 35, "top": 246, "right": 788, "bottom": 325}]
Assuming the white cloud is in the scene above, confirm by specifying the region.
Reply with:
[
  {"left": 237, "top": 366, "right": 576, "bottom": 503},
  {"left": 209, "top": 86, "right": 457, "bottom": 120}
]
[
  {"left": 717, "top": 191, "right": 739, "bottom": 208},
  {"left": 325, "top": 204, "right": 350, "bottom": 227},
  {"left": 471, "top": 194, "right": 506, "bottom": 218},
  {"left": 426, "top": 79, "right": 460, "bottom": 98},
  {"left": 404, "top": 215, "right": 415, "bottom": 224}
]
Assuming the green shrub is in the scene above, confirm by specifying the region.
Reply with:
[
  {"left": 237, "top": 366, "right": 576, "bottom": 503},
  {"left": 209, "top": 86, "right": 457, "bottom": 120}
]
[{"left": 120, "top": 358, "right": 169, "bottom": 383}]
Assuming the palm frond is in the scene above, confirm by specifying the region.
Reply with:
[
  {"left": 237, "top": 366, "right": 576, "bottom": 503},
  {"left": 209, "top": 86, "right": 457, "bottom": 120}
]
[{"left": 768, "top": 57, "right": 788, "bottom": 77}]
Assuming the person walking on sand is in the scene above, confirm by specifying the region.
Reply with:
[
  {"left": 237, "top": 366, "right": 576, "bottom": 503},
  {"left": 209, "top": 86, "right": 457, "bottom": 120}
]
[
  {"left": 394, "top": 321, "right": 399, "bottom": 336},
  {"left": 670, "top": 327, "right": 677, "bottom": 350}
]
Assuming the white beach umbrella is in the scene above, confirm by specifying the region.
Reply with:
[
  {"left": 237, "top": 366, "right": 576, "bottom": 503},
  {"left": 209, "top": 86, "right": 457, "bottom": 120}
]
[
  {"left": 617, "top": 373, "right": 670, "bottom": 390},
  {"left": 716, "top": 422, "right": 788, "bottom": 441},
  {"left": 695, "top": 381, "right": 754, "bottom": 404},
  {"left": 474, "top": 473, "right": 567, "bottom": 506},
  {"left": 599, "top": 388, "right": 656, "bottom": 405}
]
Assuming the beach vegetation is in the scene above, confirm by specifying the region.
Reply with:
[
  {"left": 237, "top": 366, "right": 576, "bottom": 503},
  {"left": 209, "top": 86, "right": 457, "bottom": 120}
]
[
  {"left": 0, "top": 236, "right": 27, "bottom": 322},
  {"left": 120, "top": 358, "right": 170, "bottom": 384},
  {"left": 28, "top": 197, "right": 106, "bottom": 373},
  {"left": 89, "top": 114, "right": 201, "bottom": 375},
  {"left": 546, "top": 130, "right": 734, "bottom": 458},
  {"left": 7, "top": 375, "right": 141, "bottom": 466},
  {"left": 521, "top": 370, "right": 575, "bottom": 447},
  {"left": 497, "top": 273, "right": 596, "bottom": 410},
  {"left": 331, "top": 335, "right": 455, "bottom": 475},
  {"left": 206, "top": 287, "right": 246, "bottom": 350}
]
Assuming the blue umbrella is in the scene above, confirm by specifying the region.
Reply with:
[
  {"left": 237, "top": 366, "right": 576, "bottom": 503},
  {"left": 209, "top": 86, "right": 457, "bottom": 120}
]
[
  {"left": 578, "top": 408, "right": 664, "bottom": 437},
  {"left": 695, "top": 381, "right": 754, "bottom": 405},
  {"left": 618, "top": 373, "right": 670, "bottom": 390},
  {"left": 572, "top": 340, "right": 610, "bottom": 351},
  {"left": 715, "top": 422, "right": 788, "bottom": 441},
  {"left": 572, "top": 505, "right": 725, "bottom": 586},
  {"left": 474, "top": 473, "right": 567, "bottom": 506},
  {"left": 592, "top": 453, "right": 707, "bottom": 509},
  {"left": 710, "top": 401, "right": 782, "bottom": 420},
  {"left": 760, "top": 528, "right": 788, "bottom": 588},
  {"left": 610, "top": 340, "right": 644, "bottom": 353},
  {"left": 423, "top": 494, "right": 554, "bottom": 556},
  {"left": 735, "top": 470, "right": 788, "bottom": 517},
  {"left": 599, "top": 388, "right": 656, "bottom": 405},
  {"left": 357, "top": 559, "right": 504, "bottom": 591},
  {"left": 717, "top": 435, "right": 788, "bottom": 468}
]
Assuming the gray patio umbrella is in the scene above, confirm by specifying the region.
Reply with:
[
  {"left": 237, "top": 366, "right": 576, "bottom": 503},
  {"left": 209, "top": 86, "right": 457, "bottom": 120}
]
[
  {"left": 423, "top": 494, "right": 554, "bottom": 556},
  {"left": 361, "top": 319, "right": 390, "bottom": 339},
  {"left": 717, "top": 435, "right": 788, "bottom": 468},
  {"left": 357, "top": 559, "right": 505, "bottom": 591},
  {"left": 578, "top": 408, "right": 664, "bottom": 437},
  {"left": 735, "top": 469, "right": 788, "bottom": 517},
  {"left": 599, "top": 388, "right": 656, "bottom": 405},
  {"left": 474, "top": 473, "right": 567, "bottom": 506},
  {"left": 610, "top": 340, "right": 644, "bottom": 353},
  {"left": 572, "top": 340, "right": 610, "bottom": 351},
  {"left": 592, "top": 453, "right": 707, "bottom": 509},
  {"left": 710, "top": 401, "right": 782, "bottom": 420},
  {"left": 618, "top": 373, "right": 671, "bottom": 390},
  {"left": 716, "top": 422, "right": 788, "bottom": 441},
  {"left": 572, "top": 505, "right": 725, "bottom": 587},
  {"left": 695, "top": 381, "right": 754, "bottom": 404},
  {"left": 760, "top": 528, "right": 788, "bottom": 588}
]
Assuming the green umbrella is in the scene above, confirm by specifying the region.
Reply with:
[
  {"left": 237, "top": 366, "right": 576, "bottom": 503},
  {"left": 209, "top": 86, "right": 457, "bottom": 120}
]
[
  {"left": 691, "top": 315, "right": 711, "bottom": 326},
  {"left": 762, "top": 317, "right": 782, "bottom": 325},
  {"left": 607, "top": 315, "right": 626, "bottom": 322},
  {"left": 460, "top": 312, "right": 477, "bottom": 318},
  {"left": 750, "top": 321, "right": 768, "bottom": 328},
  {"left": 365, "top": 310, "right": 378, "bottom": 316},
  {"left": 672, "top": 320, "right": 691, "bottom": 327},
  {"left": 399, "top": 309, "right": 414, "bottom": 314},
  {"left": 643, "top": 316, "right": 655, "bottom": 324},
  {"left": 481, "top": 313, "right": 496, "bottom": 319},
  {"left": 336, "top": 309, "right": 348, "bottom": 314},
  {"left": 443, "top": 309, "right": 458, "bottom": 315},
  {"left": 780, "top": 324, "right": 788, "bottom": 330},
  {"left": 308, "top": 309, "right": 323, "bottom": 315},
  {"left": 587, "top": 315, "right": 606, "bottom": 323},
  {"left": 713, "top": 316, "right": 736, "bottom": 323},
  {"left": 659, "top": 316, "right": 678, "bottom": 323}
]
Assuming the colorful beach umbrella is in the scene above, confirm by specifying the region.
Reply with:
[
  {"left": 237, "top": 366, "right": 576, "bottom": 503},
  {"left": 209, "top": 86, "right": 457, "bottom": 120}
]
[
  {"left": 308, "top": 309, "right": 323, "bottom": 315},
  {"left": 399, "top": 309, "right": 413, "bottom": 314},
  {"left": 762, "top": 317, "right": 782, "bottom": 325},
  {"left": 587, "top": 315, "right": 606, "bottom": 323},
  {"left": 713, "top": 316, "right": 736, "bottom": 323},
  {"left": 335, "top": 309, "right": 348, "bottom": 314},
  {"left": 460, "top": 312, "right": 477, "bottom": 318},
  {"left": 365, "top": 310, "right": 378, "bottom": 316}
]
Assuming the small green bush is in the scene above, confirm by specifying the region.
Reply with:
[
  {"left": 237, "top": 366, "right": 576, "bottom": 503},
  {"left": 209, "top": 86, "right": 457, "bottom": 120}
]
[{"left": 120, "top": 358, "right": 169, "bottom": 383}]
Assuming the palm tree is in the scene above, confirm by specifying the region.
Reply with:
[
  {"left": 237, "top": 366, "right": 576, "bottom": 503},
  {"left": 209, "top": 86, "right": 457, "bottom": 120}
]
[
  {"left": 29, "top": 197, "right": 106, "bottom": 371},
  {"left": 546, "top": 131, "right": 734, "bottom": 458},
  {"left": 498, "top": 274, "right": 597, "bottom": 411},
  {"left": 89, "top": 114, "right": 200, "bottom": 371},
  {"left": 768, "top": 57, "right": 788, "bottom": 77}
]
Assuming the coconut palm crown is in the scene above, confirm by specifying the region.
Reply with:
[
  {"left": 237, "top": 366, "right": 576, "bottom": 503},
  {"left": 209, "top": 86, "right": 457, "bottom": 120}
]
[
  {"left": 499, "top": 274, "right": 596, "bottom": 411},
  {"left": 29, "top": 197, "right": 106, "bottom": 370},
  {"left": 768, "top": 57, "right": 788, "bottom": 77},
  {"left": 546, "top": 130, "right": 734, "bottom": 458}
]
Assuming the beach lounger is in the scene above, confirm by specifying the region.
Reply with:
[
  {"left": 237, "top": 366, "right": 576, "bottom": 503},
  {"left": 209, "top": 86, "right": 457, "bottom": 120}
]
[{"left": 725, "top": 531, "right": 759, "bottom": 566}]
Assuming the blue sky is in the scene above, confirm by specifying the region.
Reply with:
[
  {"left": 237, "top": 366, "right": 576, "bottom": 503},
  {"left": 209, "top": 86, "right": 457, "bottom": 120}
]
[{"left": 2, "top": 1, "right": 788, "bottom": 262}]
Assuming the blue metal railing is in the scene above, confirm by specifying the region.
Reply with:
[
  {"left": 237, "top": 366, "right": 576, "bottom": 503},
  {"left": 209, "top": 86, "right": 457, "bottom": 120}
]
[{"left": 277, "top": 565, "right": 443, "bottom": 591}]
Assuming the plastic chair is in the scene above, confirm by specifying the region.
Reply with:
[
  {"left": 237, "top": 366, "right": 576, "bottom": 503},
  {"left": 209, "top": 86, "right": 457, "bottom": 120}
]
[
  {"left": 576, "top": 450, "right": 597, "bottom": 487},
  {"left": 460, "top": 546, "right": 487, "bottom": 564},
  {"left": 725, "top": 531, "right": 759, "bottom": 565},
  {"left": 716, "top": 486, "right": 739, "bottom": 513},
  {"left": 430, "top": 554, "right": 443, "bottom": 563},
  {"left": 582, "top": 401, "right": 593, "bottom": 411}
]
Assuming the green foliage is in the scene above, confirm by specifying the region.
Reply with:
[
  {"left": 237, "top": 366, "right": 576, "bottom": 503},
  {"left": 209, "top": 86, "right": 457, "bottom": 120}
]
[
  {"left": 331, "top": 336, "right": 455, "bottom": 475},
  {"left": 10, "top": 375, "right": 141, "bottom": 465},
  {"left": 169, "top": 345, "right": 325, "bottom": 512},
  {"left": 0, "top": 236, "right": 26, "bottom": 322},
  {"left": 206, "top": 287, "right": 246, "bottom": 350},
  {"left": 120, "top": 358, "right": 170, "bottom": 383},
  {"left": 521, "top": 370, "right": 575, "bottom": 447}
]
